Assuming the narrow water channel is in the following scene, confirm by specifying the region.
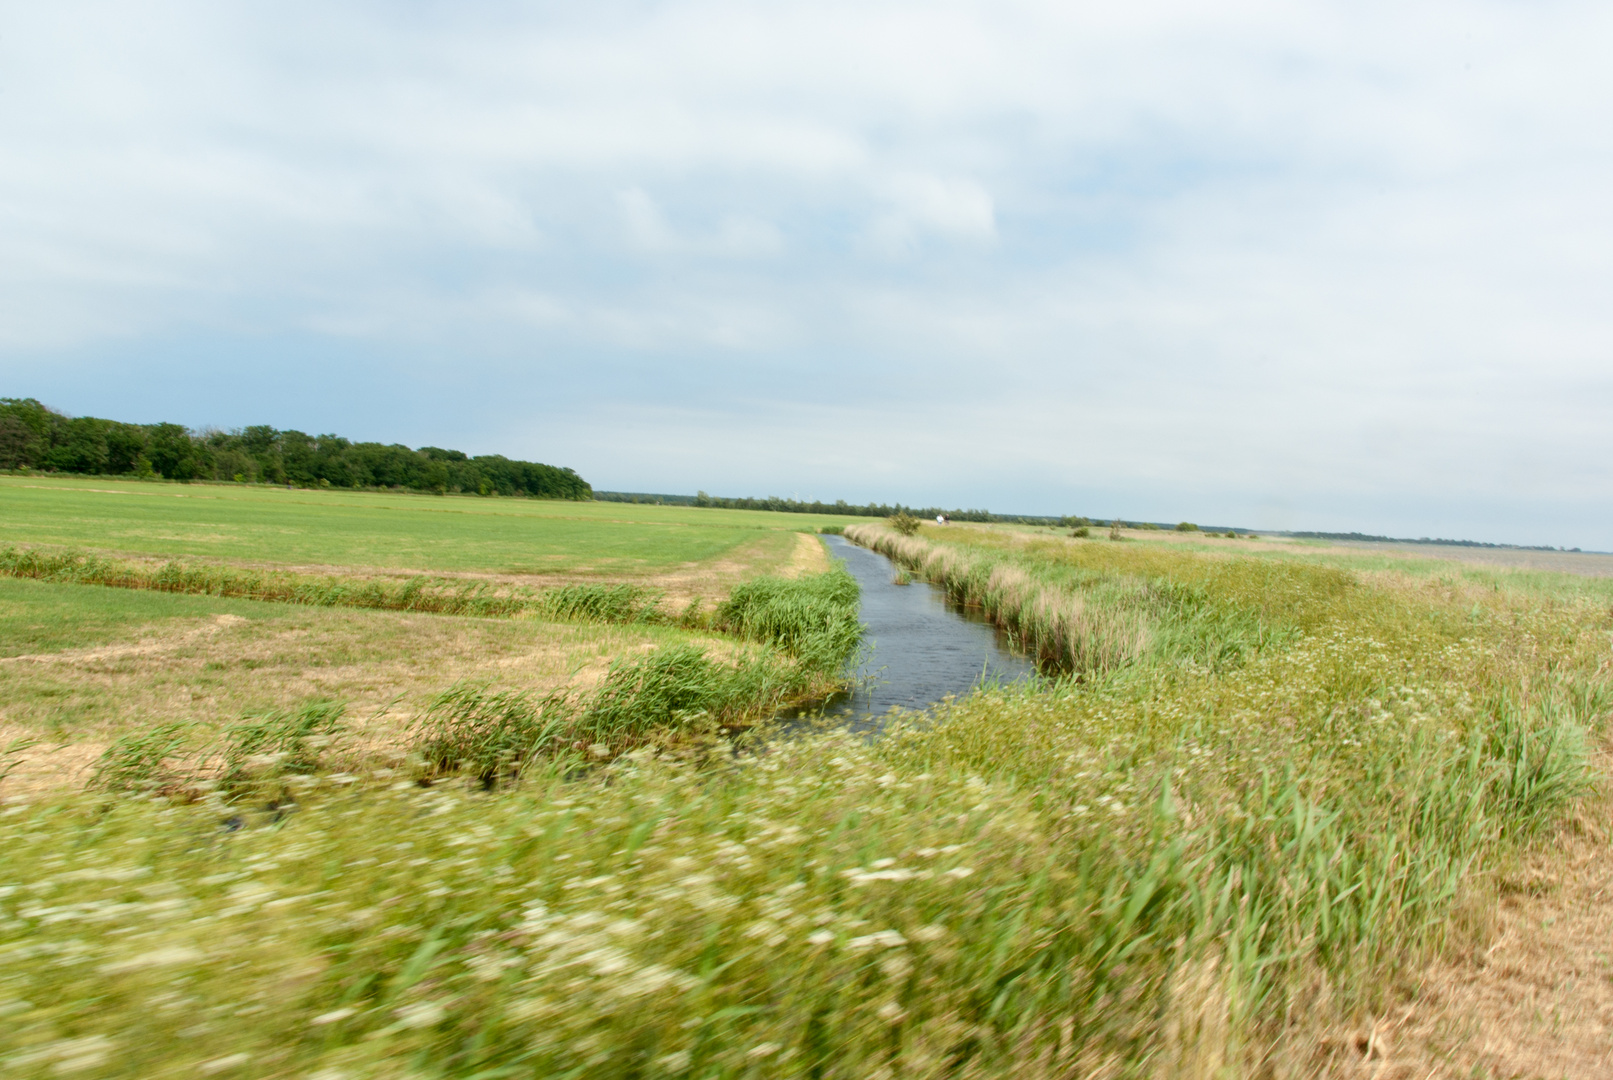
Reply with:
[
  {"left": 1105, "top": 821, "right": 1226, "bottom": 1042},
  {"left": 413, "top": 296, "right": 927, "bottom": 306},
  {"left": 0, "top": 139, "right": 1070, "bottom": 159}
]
[{"left": 807, "top": 534, "right": 1036, "bottom": 728}]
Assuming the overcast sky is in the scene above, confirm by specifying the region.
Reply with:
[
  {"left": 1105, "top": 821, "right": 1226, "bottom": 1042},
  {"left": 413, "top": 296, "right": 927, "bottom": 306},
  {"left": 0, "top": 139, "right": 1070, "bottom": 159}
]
[{"left": 3, "top": 1, "right": 1611, "bottom": 545}]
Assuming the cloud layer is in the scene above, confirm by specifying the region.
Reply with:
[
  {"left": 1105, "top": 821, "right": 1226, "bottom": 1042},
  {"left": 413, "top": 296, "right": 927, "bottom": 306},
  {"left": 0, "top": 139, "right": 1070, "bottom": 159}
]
[{"left": 3, "top": 0, "right": 1611, "bottom": 544}]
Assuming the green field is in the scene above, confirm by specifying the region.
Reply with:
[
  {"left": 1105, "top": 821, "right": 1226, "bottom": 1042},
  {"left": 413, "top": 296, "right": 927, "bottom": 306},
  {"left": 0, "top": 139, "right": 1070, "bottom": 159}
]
[
  {"left": 0, "top": 576, "right": 284, "bottom": 658},
  {"left": 0, "top": 479, "right": 856, "bottom": 790},
  {"left": 0, "top": 476, "right": 858, "bottom": 576}
]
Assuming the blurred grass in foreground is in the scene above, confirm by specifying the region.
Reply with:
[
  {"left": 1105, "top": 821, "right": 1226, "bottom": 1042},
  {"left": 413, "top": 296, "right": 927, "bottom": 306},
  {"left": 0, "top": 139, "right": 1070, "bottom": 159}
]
[{"left": 1, "top": 535, "right": 1609, "bottom": 1077}]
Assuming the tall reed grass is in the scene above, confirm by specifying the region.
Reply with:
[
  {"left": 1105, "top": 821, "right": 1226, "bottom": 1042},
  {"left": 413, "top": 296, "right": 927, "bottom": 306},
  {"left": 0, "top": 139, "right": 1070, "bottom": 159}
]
[
  {"left": 412, "top": 571, "right": 864, "bottom": 777},
  {"left": 847, "top": 523, "right": 1273, "bottom": 675},
  {"left": 713, "top": 566, "right": 862, "bottom": 672}
]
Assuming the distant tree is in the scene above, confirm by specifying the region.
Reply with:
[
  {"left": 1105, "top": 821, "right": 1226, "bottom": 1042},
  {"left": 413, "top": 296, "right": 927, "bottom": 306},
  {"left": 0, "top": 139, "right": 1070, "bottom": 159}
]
[
  {"left": 146, "top": 423, "right": 207, "bottom": 480},
  {"left": 888, "top": 512, "right": 922, "bottom": 536},
  {"left": 1175, "top": 522, "right": 1199, "bottom": 532},
  {"left": 0, "top": 413, "right": 34, "bottom": 469}
]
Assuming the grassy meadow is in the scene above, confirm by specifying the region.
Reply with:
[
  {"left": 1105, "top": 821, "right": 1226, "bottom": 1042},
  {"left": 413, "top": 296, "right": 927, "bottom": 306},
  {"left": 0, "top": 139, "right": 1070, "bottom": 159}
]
[
  {"left": 0, "top": 479, "right": 859, "bottom": 796},
  {"left": 1, "top": 495, "right": 1611, "bottom": 1077},
  {"left": 0, "top": 476, "right": 855, "bottom": 578}
]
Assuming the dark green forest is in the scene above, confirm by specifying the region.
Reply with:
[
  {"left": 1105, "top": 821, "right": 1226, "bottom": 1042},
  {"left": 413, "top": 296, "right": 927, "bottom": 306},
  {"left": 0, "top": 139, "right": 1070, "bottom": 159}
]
[{"left": 0, "top": 398, "right": 590, "bottom": 499}]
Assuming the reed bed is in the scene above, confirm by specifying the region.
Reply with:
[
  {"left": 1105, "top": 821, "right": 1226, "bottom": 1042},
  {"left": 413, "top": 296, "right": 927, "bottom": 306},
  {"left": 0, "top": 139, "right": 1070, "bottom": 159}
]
[
  {"left": 846, "top": 523, "right": 1159, "bottom": 672},
  {"left": 2, "top": 537, "right": 1609, "bottom": 1077},
  {"left": 844, "top": 523, "right": 1314, "bottom": 675},
  {"left": 713, "top": 566, "right": 863, "bottom": 671}
]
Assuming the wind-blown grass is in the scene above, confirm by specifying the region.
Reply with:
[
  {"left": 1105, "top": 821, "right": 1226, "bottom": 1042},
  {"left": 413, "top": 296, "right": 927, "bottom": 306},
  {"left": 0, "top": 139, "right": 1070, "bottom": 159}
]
[
  {"left": 409, "top": 685, "right": 576, "bottom": 789},
  {"left": 412, "top": 571, "right": 865, "bottom": 780},
  {"left": 3, "top": 534, "right": 1609, "bottom": 1077},
  {"left": 713, "top": 565, "right": 863, "bottom": 671}
]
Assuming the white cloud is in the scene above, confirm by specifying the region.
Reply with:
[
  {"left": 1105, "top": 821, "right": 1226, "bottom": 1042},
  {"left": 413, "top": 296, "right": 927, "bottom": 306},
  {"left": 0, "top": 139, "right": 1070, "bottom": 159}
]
[
  {"left": 866, "top": 174, "right": 997, "bottom": 255},
  {"left": 2, "top": 0, "right": 1612, "bottom": 544}
]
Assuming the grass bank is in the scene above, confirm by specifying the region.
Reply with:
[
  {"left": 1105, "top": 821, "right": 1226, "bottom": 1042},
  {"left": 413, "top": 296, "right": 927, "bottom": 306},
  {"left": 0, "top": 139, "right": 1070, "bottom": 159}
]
[
  {"left": 2, "top": 532, "right": 1608, "bottom": 1076},
  {"left": 844, "top": 521, "right": 1318, "bottom": 676}
]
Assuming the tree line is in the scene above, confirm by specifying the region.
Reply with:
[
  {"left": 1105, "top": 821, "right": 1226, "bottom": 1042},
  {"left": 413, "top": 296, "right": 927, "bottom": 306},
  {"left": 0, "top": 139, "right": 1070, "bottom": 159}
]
[
  {"left": 597, "top": 490, "right": 1091, "bottom": 526},
  {"left": 0, "top": 398, "right": 591, "bottom": 500}
]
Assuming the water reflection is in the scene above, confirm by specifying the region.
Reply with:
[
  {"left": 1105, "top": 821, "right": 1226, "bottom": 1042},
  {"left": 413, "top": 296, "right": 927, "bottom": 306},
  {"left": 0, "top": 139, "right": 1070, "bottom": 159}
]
[{"left": 802, "top": 534, "right": 1036, "bottom": 729}]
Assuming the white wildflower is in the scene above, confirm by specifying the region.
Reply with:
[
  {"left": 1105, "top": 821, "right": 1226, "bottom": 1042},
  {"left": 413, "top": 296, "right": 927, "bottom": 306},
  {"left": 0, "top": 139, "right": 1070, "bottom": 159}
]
[
  {"left": 199, "top": 1053, "right": 251, "bottom": 1073},
  {"left": 100, "top": 945, "right": 204, "bottom": 974},
  {"left": 45, "top": 1036, "right": 114, "bottom": 1074},
  {"left": 394, "top": 1001, "right": 445, "bottom": 1029},
  {"left": 847, "top": 930, "right": 907, "bottom": 951}
]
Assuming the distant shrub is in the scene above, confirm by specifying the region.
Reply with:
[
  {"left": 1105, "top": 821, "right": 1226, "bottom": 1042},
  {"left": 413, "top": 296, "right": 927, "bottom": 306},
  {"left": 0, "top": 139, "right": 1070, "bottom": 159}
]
[
  {"left": 1175, "top": 522, "right": 1199, "bottom": 532},
  {"left": 1070, "top": 526, "right": 1091, "bottom": 539},
  {"left": 887, "top": 512, "right": 922, "bottom": 536},
  {"left": 1108, "top": 520, "right": 1125, "bottom": 541}
]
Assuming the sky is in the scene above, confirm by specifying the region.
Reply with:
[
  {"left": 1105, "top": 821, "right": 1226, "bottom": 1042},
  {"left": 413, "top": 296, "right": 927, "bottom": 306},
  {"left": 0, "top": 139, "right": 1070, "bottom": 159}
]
[{"left": 3, "top": 1, "right": 1611, "bottom": 546}]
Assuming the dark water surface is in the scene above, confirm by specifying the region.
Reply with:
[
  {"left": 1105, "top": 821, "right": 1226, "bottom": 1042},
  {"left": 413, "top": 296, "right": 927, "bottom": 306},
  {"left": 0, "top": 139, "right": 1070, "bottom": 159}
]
[{"left": 806, "top": 534, "right": 1036, "bottom": 728}]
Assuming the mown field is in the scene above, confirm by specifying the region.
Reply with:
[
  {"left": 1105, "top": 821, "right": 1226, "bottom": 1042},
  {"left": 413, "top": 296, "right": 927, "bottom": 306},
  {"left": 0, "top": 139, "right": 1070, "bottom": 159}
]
[
  {"left": 1, "top": 497, "right": 1610, "bottom": 1077},
  {"left": 0, "top": 478, "right": 858, "bottom": 795},
  {"left": 0, "top": 476, "right": 858, "bottom": 578}
]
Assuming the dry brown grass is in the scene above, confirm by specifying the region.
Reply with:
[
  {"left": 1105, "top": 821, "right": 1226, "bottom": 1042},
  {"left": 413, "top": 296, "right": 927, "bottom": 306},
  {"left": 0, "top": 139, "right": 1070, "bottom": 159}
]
[
  {"left": 1354, "top": 747, "right": 1613, "bottom": 1079},
  {"left": 781, "top": 531, "right": 830, "bottom": 577},
  {"left": 0, "top": 607, "right": 734, "bottom": 796}
]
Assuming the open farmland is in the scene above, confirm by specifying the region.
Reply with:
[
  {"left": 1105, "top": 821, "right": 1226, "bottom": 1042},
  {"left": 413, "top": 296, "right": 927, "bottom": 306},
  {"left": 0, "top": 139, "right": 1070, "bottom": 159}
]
[
  {"left": 0, "top": 477, "right": 856, "bottom": 796},
  {"left": 0, "top": 476, "right": 854, "bottom": 581},
  {"left": 1, "top": 501, "right": 1610, "bottom": 1077}
]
